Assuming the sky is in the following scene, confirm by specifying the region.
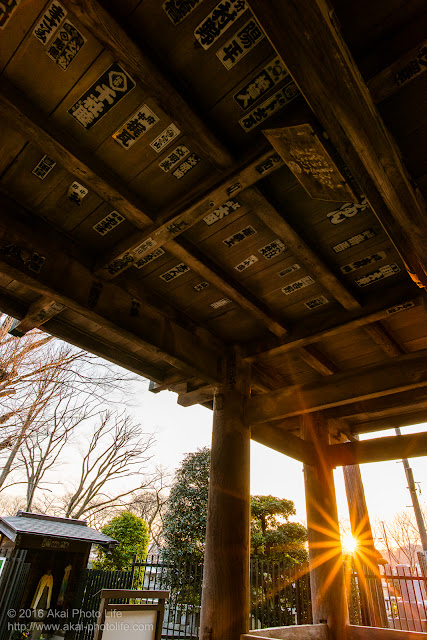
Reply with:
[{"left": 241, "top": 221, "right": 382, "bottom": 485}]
[{"left": 134, "top": 378, "right": 427, "bottom": 528}]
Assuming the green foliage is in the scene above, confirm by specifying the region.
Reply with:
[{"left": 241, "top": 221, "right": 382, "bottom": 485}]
[
  {"left": 251, "top": 495, "right": 308, "bottom": 565},
  {"left": 161, "top": 448, "right": 307, "bottom": 568},
  {"left": 93, "top": 511, "right": 149, "bottom": 571},
  {"left": 162, "top": 447, "right": 210, "bottom": 560}
]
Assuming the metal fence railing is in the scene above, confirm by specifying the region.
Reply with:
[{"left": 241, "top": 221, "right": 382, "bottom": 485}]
[
  {"left": 350, "top": 564, "right": 427, "bottom": 632},
  {"left": 0, "top": 548, "right": 30, "bottom": 640},
  {"left": 64, "top": 555, "right": 427, "bottom": 639},
  {"left": 131, "top": 555, "right": 312, "bottom": 638}
]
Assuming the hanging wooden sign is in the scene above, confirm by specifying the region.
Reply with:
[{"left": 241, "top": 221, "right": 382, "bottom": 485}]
[{"left": 264, "top": 124, "right": 357, "bottom": 202}]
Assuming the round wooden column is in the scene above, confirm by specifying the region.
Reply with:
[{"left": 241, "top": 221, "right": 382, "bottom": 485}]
[
  {"left": 199, "top": 352, "right": 251, "bottom": 640},
  {"left": 302, "top": 412, "right": 349, "bottom": 640},
  {"left": 343, "top": 460, "right": 388, "bottom": 627}
]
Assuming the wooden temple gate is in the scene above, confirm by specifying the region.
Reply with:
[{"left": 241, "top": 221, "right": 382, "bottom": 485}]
[{"left": 1, "top": 0, "right": 427, "bottom": 638}]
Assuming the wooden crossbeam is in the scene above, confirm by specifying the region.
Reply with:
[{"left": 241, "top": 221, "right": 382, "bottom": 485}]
[
  {"left": 248, "top": 0, "right": 427, "bottom": 281},
  {"left": 0, "top": 81, "right": 288, "bottom": 337},
  {"left": 351, "top": 410, "right": 427, "bottom": 435},
  {"left": 328, "top": 432, "right": 427, "bottom": 466},
  {"left": 298, "top": 344, "right": 339, "bottom": 376},
  {"left": 367, "top": 38, "right": 427, "bottom": 104},
  {"left": 63, "top": 0, "right": 232, "bottom": 170},
  {"left": 325, "top": 387, "right": 427, "bottom": 423},
  {"left": 244, "top": 349, "right": 427, "bottom": 425},
  {"left": 0, "top": 198, "right": 222, "bottom": 384},
  {"left": 177, "top": 385, "right": 216, "bottom": 407},
  {"left": 8, "top": 296, "right": 64, "bottom": 336},
  {"left": 251, "top": 422, "right": 315, "bottom": 465},
  {"left": 362, "top": 322, "right": 405, "bottom": 357},
  {"left": 0, "top": 288, "right": 167, "bottom": 382},
  {"left": 96, "top": 151, "right": 284, "bottom": 280},
  {"left": 0, "top": 78, "right": 153, "bottom": 228},
  {"left": 243, "top": 293, "right": 421, "bottom": 361},
  {"left": 167, "top": 237, "right": 289, "bottom": 337},
  {"left": 242, "top": 188, "right": 361, "bottom": 311}
]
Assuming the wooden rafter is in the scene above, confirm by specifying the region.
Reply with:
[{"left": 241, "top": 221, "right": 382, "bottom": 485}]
[
  {"left": 0, "top": 288, "right": 166, "bottom": 382},
  {"left": 362, "top": 321, "right": 406, "bottom": 357},
  {"left": 8, "top": 296, "right": 65, "bottom": 336},
  {"left": 243, "top": 292, "right": 421, "bottom": 361},
  {"left": 244, "top": 348, "right": 427, "bottom": 425},
  {"left": 240, "top": 188, "right": 361, "bottom": 311},
  {"left": 350, "top": 410, "right": 427, "bottom": 435},
  {"left": 63, "top": 0, "right": 233, "bottom": 170},
  {"left": 367, "top": 38, "right": 427, "bottom": 104},
  {"left": 298, "top": 344, "right": 339, "bottom": 376},
  {"left": 248, "top": 0, "right": 427, "bottom": 284},
  {"left": 0, "top": 197, "right": 222, "bottom": 383},
  {"left": 96, "top": 151, "right": 284, "bottom": 280},
  {"left": 0, "top": 81, "right": 289, "bottom": 337},
  {"left": 325, "top": 387, "right": 427, "bottom": 423}
]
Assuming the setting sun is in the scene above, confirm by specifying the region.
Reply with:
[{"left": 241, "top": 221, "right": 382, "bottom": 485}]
[{"left": 341, "top": 532, "right": 359, "bottom": 555}]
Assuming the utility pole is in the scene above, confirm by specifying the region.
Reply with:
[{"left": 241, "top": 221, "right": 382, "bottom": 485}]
[{"left": 395, "top": 427, "right": 427, "bottom": 561}]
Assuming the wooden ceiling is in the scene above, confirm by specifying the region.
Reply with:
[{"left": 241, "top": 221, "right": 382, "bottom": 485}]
[{"left": 1, "top": 0, "right": 426, "bottom": 449}]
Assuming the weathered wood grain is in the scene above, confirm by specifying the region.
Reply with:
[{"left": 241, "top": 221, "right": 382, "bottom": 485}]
[{"left": 245, "top": 349, "right": 427, "bottom": 425}]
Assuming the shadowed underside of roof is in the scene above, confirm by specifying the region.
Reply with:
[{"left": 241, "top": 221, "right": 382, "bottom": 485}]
[{"left": 0, "top": 0, "right": 426, "bottom": 448}]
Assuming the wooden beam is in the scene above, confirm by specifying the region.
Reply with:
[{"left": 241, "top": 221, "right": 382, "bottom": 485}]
[
  {"left": 244, "top": 349, "right": 427, "bottom": 425},
  {"left": 0, "top": 82, "right": 288, "bottom": 338},
  {"left": 328, "top": 432, "right": 427, "bottom": 466},
  {"left": 252, "top": 421, "right": 315, "bottom": 465},
  {"left": 352, "top": 410, "right": 427, "bottom": 435},
  {"left": 63, "top": 0, "right": 232, "bottom": 170},
  {"left": 298, "top": 345, "right": 338, "bottom": 376},
  {"left": 168, "top": 237, "right": 289, "bottom": 337},
  {"left": 362, "top": 322, "right": 405, "bottom": 357},
  {"left": 325, "top": 387, "right": 427, "bottom": 423},
  {"left": 8, "top": 296, "right": 64, "bottom": 336},
  {"left": 242, "top": 188, "right": 361, "bottom": 312},
  {"left": 248, "top": 0, "right": 427, "bottom": 279},
  {"left": 243, "top": 293, "right": 421, "bottom": 361},
  {"left": 367, "top": 39, "right": 427, "bottom": 104},
  {"left": 0, "top": 199, "right": 222, "bottom": 384},
  {"left": 148, "top": 375, "right": 190, "bottom": 394},
  {"left": 177, "top": 385, "right": 216, "bottom": 408},
  {"left": 97, "top": 151, "right": 284, "bottom": 279},
  {"left": 0, "top": 288, "right": 167, "bottom": 382},
  {"left": 0, "top": 78, "right": 153, "bottom": 228}
]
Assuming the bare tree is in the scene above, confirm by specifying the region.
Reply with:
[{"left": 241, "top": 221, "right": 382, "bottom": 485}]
[
  {"left": 18, "top": 394, "right": 101, "bottom": 511},
  {"left": 0, "top": 317, "right": 142, "bottom": 510},
  {"left": 127, "top": 466, "right": 171, "bottom": 547},
  {"left": 63, "top": 411, "right": 155, "bottom": 520},
  {"left": 374, "top": 511, "right": 423, "bottom": 569}
]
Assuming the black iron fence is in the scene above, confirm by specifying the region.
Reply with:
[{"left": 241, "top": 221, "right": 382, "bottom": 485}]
[
  {"left": 69, "top": 556, "right": 311, "bottom": 640},
  {"left": 69, "top": 569, "right": 133, "bottom": 640},
  {"left": 1, "top": 551, "right": 421, "bottom": 640},
  {"left": 0, "top": 549, "right": 30, "bottom": 640}
]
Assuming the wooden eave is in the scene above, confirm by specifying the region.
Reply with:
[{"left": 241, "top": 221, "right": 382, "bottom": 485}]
[{"left": 0, "top": 0, "right": 426, "bottom": 446}]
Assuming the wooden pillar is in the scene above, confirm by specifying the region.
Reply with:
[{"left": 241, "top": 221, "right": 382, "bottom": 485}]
[
  {"left": 302, "top": 412, "right": 349, "bottom": 640},
  {"left": 343, "top": 460, "right": 388, "bottom": 628},
  {"left": 199, "top": 350, "right": 251, "bottom": 640}
]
